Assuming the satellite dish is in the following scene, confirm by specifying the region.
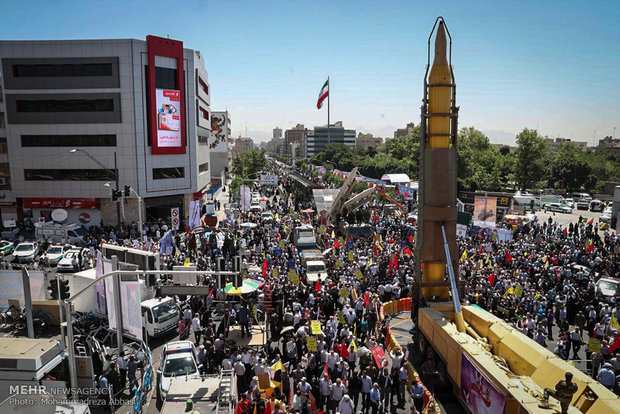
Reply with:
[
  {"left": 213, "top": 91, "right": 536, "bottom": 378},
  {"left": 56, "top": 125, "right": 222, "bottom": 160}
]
[{"left": 51, "top": 209, "right": 68, "bottom": 223}]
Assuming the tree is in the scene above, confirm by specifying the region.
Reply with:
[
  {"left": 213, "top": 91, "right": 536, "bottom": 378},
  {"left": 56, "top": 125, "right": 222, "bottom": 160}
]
[
  {"left": 549, "top": 143, "right": 591, "bottom": 192},
  {"left": 514, "top": 128, "right": 548, "bottom": 190}
]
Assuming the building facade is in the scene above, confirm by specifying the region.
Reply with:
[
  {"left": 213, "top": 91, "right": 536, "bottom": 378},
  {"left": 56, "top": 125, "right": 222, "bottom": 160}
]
[
  {"left": 231, "top": 137, "right": 254, "bottom": 157},
  {"left": 284, "top": 124, "right": 307, "bottom": 158},
  {"left": 357, "top": 132, "right": 382, "bottom": 148},
  {"left": 598, "top": 136, "right": 620, "bottom": 152},
  {"left": 394, "top": 122, "right": 415, "bottom": 138},
  {"left": 544, "top": 137, "right": 588, "bottom": 152},
  {"left": 273, "top": 126, "right": 282, "bottom": 140},
  {"left": 0, "top": 36, "right": 212, "bottom": 226},
  {"left": 305, "top": 122, "right": 356, "bottom": 157}
]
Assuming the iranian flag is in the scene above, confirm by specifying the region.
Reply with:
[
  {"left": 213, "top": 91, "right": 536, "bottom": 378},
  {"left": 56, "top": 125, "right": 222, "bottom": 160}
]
[{"left": 317, "top": 78, "right": 329, "bottom": 109}]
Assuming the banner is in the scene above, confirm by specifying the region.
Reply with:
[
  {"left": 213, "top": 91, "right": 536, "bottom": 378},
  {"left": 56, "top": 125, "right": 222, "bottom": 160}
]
[
  {"left": 397, "top": 185, "right": 417, "bottom": 200},
  {"left": 94, "top": 251, "right": 107, "bottom": 315},
  {"left": 456, "top": 224, "right": 467, "bottom": 239},
  {"left": 105, "top": 261, "right": 142, "bottom": 340},
  {"left": 460, "top": 354, "right": 506, "bottom": 414},
  {"left": 0, "top": 271, "right": 46, "bottom": 309},
  {"left": 239, "top": 185, "right": 251, "bottom": 212},
  {"left": 189, "top": 200, "right": 201, "bottom": 229},
  {"left": 473, "top": 197, "right": 497, "bottom": 228},
  {"left": 496, "top": 229, "right": 512, "bottom": 243},
  {"left": 156, "top": 89, "right": 181, "bottom": 147},
  {"left": 260, "top": 174, "right": 278, "bottom": 186}
]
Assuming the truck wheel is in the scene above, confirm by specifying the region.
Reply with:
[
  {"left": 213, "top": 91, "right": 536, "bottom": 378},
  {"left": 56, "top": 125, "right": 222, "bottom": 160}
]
[
  {"left": 436, "top": 359, "right": 449, "bottom": 389},
  {"left": 417, "top": 332, "right": 427, "bottom": 356}
]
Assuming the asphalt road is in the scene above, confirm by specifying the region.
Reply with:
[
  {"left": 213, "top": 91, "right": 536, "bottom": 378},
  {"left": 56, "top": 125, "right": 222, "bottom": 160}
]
[{"left": 533, "top": 207, "right": 604, "bottom": 228}]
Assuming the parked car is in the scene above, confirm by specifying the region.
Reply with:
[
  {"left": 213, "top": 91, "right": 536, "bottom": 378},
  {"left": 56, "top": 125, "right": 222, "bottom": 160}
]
[
  {"left": 57, "top": 248, "right": 87, "bottom": 273},
  {"left": 595, "top": 277, "right": 620, "bottom": 304},
  {"left": 576, "top": 200, "right": 589, "bottom": 210},
  {"left": 261, "top": 212, "right": 274, "bottom": 222},
  {"left": 250, "top": 203, "right": 262, "bottom": 212},
  {"left": 0, "top": 240, "right": 15, "bottom": 256},
  {"left": 42, "top": 244, "right": 73, "bottom": 267},
  {"left": 600, "top": 207, "right": 612, "bottom": 223},
  {"left": 544, "top": 203, "right": 572, "bottom": 214},
  {"left": 589, "top": 200, "right": 604, "bottom": 212},
  {"left": 157, "top": 341, "right": 200, "bottom": 401},
  {"left": 563, "top": 198, "right": 575, "bottom": 208},
  {"left": 12, "top": 242, "right": 39, "bottom": 263}
]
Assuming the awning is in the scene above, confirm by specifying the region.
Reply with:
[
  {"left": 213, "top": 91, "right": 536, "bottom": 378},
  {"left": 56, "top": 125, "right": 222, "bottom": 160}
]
[{"left": 380, "top": 174, "right": 410, "bottom": 184}]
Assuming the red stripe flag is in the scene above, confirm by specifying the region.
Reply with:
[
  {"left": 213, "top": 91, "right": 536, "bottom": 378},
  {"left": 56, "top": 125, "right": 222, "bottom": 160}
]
[
  {"left": 505, "top": 251, "right": 512, "bottom": 262},
  {"left": 317, "top": 79, "right": 329, "bottom": 109},
  {"left": 587, "top": 218, "right": 594, "bottom": 225},
  {"left": 363, "top": 293, "right": 370, "bottom": 306},
  {"left": 487, "top": 273, "right": 495, "bottom": 286},
  {"left": 563, "top": 227, "right": 568, "bottom": 237},
  {"left": 334, "top": 239, "right": 340, "bottom": 249},
  {"left": 262, "top": 259, "right": 268, "bottom": 278},
  {"left": 409, "top": 234, "right": 414, "bottom": 243},
  {"left": 314, "top": 281, "right": 322, "bottom": 292}
]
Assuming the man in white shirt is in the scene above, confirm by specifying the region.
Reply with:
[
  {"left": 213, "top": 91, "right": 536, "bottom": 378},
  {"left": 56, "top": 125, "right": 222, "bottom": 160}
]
[
  {"left": 330, "top": 378, "right": 347, "bottom": 413},
  {"left": 192, "top": 313, "right": 202, "bottom": 345},
  {"left": 233, "top": 357, "right": 246, "bottom": 397}
]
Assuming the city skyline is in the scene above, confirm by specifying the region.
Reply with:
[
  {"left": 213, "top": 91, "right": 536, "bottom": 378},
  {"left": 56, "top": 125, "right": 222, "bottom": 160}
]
[{"left": 2, "top": 0, "right": 618, "bottom": 145}]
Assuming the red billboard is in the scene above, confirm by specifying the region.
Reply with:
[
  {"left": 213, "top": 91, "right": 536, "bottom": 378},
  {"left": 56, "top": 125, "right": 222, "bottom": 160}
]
[
  {"left": 23, "top": 198, "right": 99, "bottom": 209},
  {"left": 147, "top": 35, "right": 186, "bottom": 155}
]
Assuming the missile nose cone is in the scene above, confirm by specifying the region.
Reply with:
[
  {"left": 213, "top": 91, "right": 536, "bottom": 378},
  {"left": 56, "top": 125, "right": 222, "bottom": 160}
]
[{"left": 433, "top": 21, "right": 448, "bottom": 65}]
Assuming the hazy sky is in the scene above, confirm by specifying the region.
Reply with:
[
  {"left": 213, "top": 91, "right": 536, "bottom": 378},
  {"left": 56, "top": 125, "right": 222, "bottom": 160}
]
[{"left": 2, "top": 0, "right": 619, "bottom": 144}]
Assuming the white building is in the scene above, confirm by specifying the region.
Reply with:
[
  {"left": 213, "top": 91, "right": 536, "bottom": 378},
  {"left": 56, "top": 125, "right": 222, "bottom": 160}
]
[{"left": 0, "top": 36, "right": 212, "bottom": 226}]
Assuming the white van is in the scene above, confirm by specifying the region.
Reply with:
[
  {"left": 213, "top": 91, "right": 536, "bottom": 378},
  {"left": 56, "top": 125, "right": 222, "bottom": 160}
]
[
  {"left": 141, "top": 297, "right": 180, "bottom": 338},
  {"left": 34, "top": 222, "right": 87, "bottom": 245},
  {"left": 306, "top": 260, "right": 327, "bottom": 283}
]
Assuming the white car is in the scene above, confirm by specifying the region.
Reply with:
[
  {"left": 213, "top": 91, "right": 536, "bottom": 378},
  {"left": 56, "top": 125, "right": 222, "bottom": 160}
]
[
  {"left": 12, "top": 242, "right": 39, "bottom": 263},
  {"left": 564, "top": 198, "right": 574, "bottom": 208},
  {"left": 600, "top": 207, "right": 612, "bottom": 223},
  {"left": 157, "top": 341, "right": 201, "bottom": 401},
  {"left": 57, "top": 249, "right": 87, "bottom": 273},
  {"left": 250, "top": 203, "right": 262, "bottom": 212},
  {"left": 42, "top": 244, "right": 72, "bottom": 267},
  {"left": 261, "top": 212, "right": 274, "bottom": 222}
]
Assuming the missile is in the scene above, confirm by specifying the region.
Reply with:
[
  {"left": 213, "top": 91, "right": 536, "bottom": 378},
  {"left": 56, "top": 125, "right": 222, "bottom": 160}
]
[{"left": 416, "top": 18, "right": 464, "bottom": 332}]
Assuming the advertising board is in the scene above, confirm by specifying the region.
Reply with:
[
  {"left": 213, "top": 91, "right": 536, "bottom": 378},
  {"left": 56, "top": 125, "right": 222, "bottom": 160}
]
[
  {"left": 156, "top": 89, "right": 181, "bottom": 147},
  {"left": 260, "top": 174, "right": 278, "bottom": 186},
  {"left": 460, "top": 354, "right": 506, "bottom": 414},
  {"left": 473, "top": 197, "right": 497, "bottom": 228}
]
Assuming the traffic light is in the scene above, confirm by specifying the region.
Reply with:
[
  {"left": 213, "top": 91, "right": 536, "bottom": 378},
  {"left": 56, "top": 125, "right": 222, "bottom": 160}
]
[
  {"left": 48, "top": 279, "right": 58, "bottom": 300},
  {"left": 59, "top": 280, "right": 70, "bottom": 300},
  {"left": 124, "top": 185, "right": 131, "bottom": 197},
  {"left": 111, "top": 190, "right": 122, "bottom": 201}
]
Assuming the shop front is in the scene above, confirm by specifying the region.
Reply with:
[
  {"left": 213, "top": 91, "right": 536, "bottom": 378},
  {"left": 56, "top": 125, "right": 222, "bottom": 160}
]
[
  {"left": 0, "top": 191, "right": 18, "bottom": 228},
  {"left": 21, "top": 198, "right": 101, "bottom": 227}
]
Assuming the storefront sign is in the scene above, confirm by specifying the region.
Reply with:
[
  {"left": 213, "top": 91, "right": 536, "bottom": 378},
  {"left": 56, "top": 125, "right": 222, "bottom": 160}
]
[{"left": 23, "top": 198, "right": 99, "bottom": 209}]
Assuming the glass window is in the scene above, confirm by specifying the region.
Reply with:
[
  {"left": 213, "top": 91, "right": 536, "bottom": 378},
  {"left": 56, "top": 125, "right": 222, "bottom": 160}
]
[
  {"left": 155, "top": 67, "right": 178, "bottom": 90},
  {"left": 16, "top": 99, "right": 114, "bottom": 113},
  {"left": 13, "top": 63, "right": 113, "bottom": 77},
  {"left": 198, "top": 78, "right": 209, "bottom": 95},
  {"left": 21, "top": 134, "right": 117, "bottom": 147},
  {"left": 199, "top": 162, "right": 208, "bottom": 174},
  {"left": 198, "top": 136, "right": 208, "bottom": 145},
  {"left": 24, "top": 169, "right": 116, "bottom": 181},
  {"left": 199, "top": 108, "right": 209, "bottom": 120},
  {"left": 0, "top": 113, "right": 5, "bottom": 128},
  {"left": 153, "top": 167, "right": 184, "bottom": 180},
  {"left": 0, "top": 138, "right": 7, "bottom": 153}
]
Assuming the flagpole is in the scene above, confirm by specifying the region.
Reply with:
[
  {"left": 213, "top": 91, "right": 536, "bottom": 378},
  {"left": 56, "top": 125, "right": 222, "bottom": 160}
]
[{"left": 327, "top": 76, "right": 330, "bottom": 145}]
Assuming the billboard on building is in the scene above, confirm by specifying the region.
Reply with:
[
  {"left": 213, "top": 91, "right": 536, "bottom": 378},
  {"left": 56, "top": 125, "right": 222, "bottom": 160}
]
[
  {"left": 156, "top": 89, "right": 182, "bottom": 147},
  {"left": 460, "top": 354, "right": 506, "bottom": 414},
  {"left": 260, "top": 174, "right": 278, "bottom": 186},
  {"left": 147, "top": 35, "right": 186, "bottom": 155},
  {"left": 473, "top": 197, "right": 497, "bottom": 228},
  {"left": 210, "top": 111, "right": 229, "bottom": 153}
]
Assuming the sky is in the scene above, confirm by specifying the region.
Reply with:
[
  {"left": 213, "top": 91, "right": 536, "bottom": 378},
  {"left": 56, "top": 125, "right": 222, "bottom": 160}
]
[{"left": 2, "top": 0, "right": 619, "bottom": 145}]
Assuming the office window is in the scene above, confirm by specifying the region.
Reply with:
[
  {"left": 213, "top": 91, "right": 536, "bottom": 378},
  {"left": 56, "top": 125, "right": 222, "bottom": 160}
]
[
  {"left": 198, "top": 78, "right": 209, "bottom": 95},
  {"left": 16, "top": 99, "right": 114, "bottom": 113},
  {"left": 13, "top": 63, "right": 113, "bottom": 77},
  {"left": 21, "top": 134, "right": 117, "bottom": 147},
  {"left": 198, "top": 135, "right": 209, "bottom": 145},
  {"left": 199, "top": 162, "right": 208, "bottom": 174},
  {"left": 0, "top": 138, "right": 7, "bottom": 154},
  {"left": 199, "top": 107, "right": 209, "bottom": 121},
  {"left": 24, "top": 169, "right": 116, "bottom": 181},
  {"left": 0, "top": 113, "right": 4, "bottom": 128},
  {"left": 153, "top": 167, "right": 184, "bottom": 180},
  {"left": 155, "top": 67, "right": 178, "bottom": 90},
  {"left": 0, "top": 163, "right": 10, "bottom": 189}
]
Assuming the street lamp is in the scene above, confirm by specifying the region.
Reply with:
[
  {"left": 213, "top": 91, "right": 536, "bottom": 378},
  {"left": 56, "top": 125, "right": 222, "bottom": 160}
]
[{"left": 70, "top": 148, "right": 120, "bottom": 232}]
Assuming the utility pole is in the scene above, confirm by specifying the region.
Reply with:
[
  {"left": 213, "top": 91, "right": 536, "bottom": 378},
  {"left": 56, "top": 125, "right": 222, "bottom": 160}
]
[
  {"left": 112, "top": 255, "right": 124, "bottom": 353},
  {"left": 114, "top": 152, "right": 121, "bottom": 233}
]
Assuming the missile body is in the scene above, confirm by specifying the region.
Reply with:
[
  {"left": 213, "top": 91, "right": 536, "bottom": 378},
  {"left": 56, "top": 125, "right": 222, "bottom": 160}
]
[{"left": 417, "top": 19, "right": 459, "bottom": 301}]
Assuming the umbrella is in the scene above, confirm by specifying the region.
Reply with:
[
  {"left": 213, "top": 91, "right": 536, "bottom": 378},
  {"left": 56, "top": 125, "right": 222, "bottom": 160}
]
[
  {"left": 224, "top": 278, "right": 264, "bottom": 296},
  {"left": 259, "top": 197, "right": 270, "bottom": 201},
  {"left": 301, "top": 208, "right": 315, "bottom": 213},
  {"left": 504, "top": 214, "right": 520, "bottom": 221},
  {"left": 240, "top": 222, "right": 258, "bottom": 229}
]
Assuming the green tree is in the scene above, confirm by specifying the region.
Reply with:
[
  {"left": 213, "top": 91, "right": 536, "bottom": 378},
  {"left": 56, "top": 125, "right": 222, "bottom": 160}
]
[
  {"left": 549, "top": 143, "right": 592, "bottom": 192},
  {"left": 514, "top": 128, "right": 548, "bottom": 190}
]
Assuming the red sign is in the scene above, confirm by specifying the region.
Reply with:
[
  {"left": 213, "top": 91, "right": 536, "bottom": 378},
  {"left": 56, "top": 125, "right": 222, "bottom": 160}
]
[{"left": 23, "top": 198, "right": 99, "bottom": 209}]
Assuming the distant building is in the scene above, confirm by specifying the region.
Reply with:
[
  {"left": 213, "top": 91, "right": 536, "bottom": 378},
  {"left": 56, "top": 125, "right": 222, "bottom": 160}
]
[
  {"left": 544, "top": 137, "right": 588, "bottom": 152},
  {"left": 231, "top": 136, "right": 254, "bottom": 157},
  {"left": 597, "top": 136, "right": 620, "bottom": 152},
  {"left": 273, "top": 126, "right": 282, "bottom": 140},
  {"left": 491, "top": 144, "right": 516, "bottom": 153},
  {"left": 285, "top": 124, "right": 307, "bottom": 157},
  {"left": 306, "top": 121, "right": 356, "bottom": 156},
  {"left": 357, "top": 133, "right": 382, "bottom": 148},
  {"left": 394, "top": 122, "right": 415, "bottom": 138}
]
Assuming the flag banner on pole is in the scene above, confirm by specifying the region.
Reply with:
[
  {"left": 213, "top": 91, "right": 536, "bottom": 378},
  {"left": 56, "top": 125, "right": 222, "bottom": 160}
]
[{"left": 317, "top": 79, "right": 329, "bottom": 109}]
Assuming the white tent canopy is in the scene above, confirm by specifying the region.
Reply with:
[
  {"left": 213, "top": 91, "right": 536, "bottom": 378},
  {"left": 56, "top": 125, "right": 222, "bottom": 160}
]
[{"left": 380, "top": 173, "right": 410, "bottom": 184}]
